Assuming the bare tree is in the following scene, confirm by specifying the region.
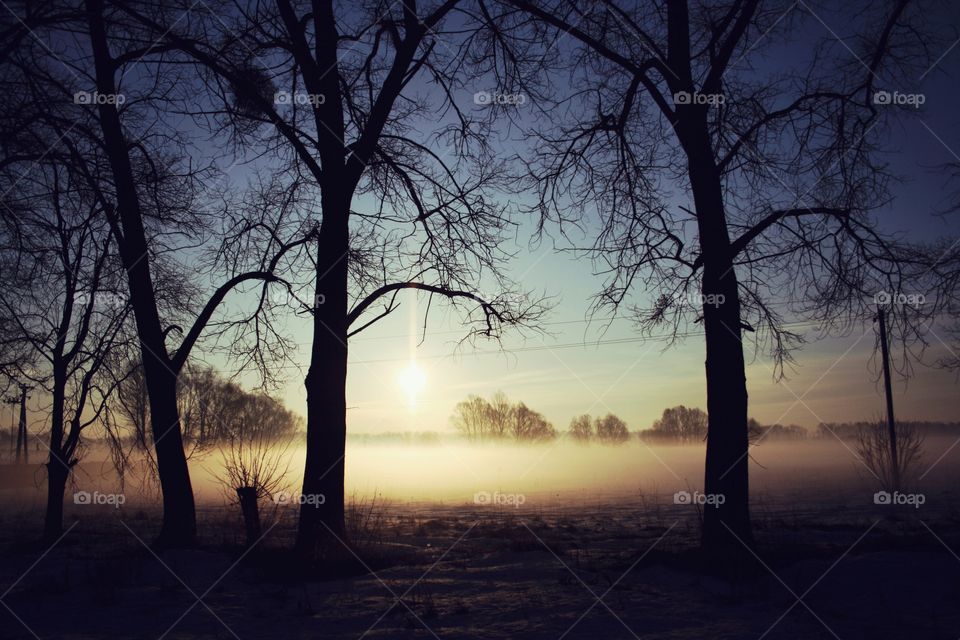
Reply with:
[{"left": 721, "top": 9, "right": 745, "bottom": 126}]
[
  {"left": 569, "top": 414, "right": 593, "bottom": 442},
  {"left": 856, "top": 419, "right": 924, "bottom": 491},
  {"left": 510, "top": 402, "right": 556, "bottom": 441},
  {"left": 113, "top": 0, "right": 549, "bottom": 557},
  {"left": 594, "top": 413, "right": 629, "bottom": 444},
  {"left": 477, "top": 0, "right": 939, "bottom": 559},
  {"left": 452, "top": 391, "right": 556, "bottom": 441},
  {"left": 651, "top": 406, "right": 708, "bottom": 444},
  {"left": 452, "top": 395, "right": 493, "bottom": 441},
  {"left": 115, "top": 360, "right": 150, "bottom": 452},
  {"left": 487, "top": 391, "right": 514, "bottom": 438},
  {"left": 0, "top": 156, "right": 132, "bottom": 541},
  {"left": 216, "top": 384, "right": 299, "bottom": 547},
  {"left": 0, "top": 0, "right": 312, "bottom": 546}
]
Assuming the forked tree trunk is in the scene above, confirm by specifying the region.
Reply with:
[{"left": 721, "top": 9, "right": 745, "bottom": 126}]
[
  {"left": 296, "top": 209, "right": 350, "bottom": 558},
  {"left": 86, "top": 0, "right": 196, "bottom": 547}
]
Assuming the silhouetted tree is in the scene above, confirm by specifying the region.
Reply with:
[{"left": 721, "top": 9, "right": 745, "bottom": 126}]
[
  {"left": 569, "top": 414, "right": 593, "bottom": 442},
  {"left": 510, "top": 402, "right": 557, "bottom": 442},
  {"left": 452, "top": 391, "right": 556, "bottom": 442},
  {"left": 595, "top": 414, "right": 629, "bottom": 444},
  {"left": 487, "top": 391, "right": 514, "bottom": 439},
  {"left": 453, "top": 395, "right": 493, "bottom": 441},
  {"left": 113, "top": 0, "right": 548, "bottom": 557},
  {"left": 0, "top": 0, "right": 310, "bottom": 546},
  {"left": 478, "top": 0, "right": 937, "bottom": 560},
  {"left": 216, "top": 385, "right": 299, "bottom": 547},
  {"left": 651, "top": 406, "right": 708, "bottom": 444},
  {"left": 856, "top": 419, "right": 924, "bottom": 490},
  {"left": 0, "top": 155, "right": 131, "bottom": 541}
]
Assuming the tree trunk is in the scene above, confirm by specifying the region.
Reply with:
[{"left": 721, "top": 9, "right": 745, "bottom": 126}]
[
  {"left": 296, "top": 204, "right": 350, "bottom": 558},
  {"left": 700, "top": 269, "right": 752, "bottom": 558},
  {"left": 663, "top": 0, "right": 753, "bottom": 569},
  {"left": 146, "top": 371, "right": 196, "bottom": 546},
  {"left": 236, "top": 486, "right": 261, "bottom": 547},
  {"left": 85, "top": 0, "right": 195, "bottom": 547},
  {"left": 43, "top": 458, "right": 69, "bottom": 542},
  {"left": 687, "top": 147, "right": 753, "bottom": 564},
  {"left": 43, "top": 371, "right": 68, "bottom": 541}
]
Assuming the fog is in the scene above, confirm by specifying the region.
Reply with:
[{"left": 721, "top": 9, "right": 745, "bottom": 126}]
[
  {"left": 6, "top": 437, "right": 956, "bottom": 511},
  {"left": 177, "top": 436, "right": 960, "bottom": 507}
]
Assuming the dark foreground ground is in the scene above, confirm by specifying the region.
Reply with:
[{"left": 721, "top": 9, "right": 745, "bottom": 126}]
[{"left": 1, "top": 490, "right": 959, "bottom": 640}]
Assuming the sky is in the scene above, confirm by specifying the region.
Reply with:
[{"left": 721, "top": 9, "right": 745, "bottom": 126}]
[
  {"left": 11, "top": 1, "right": 958, "bottom": 439},
  {"left": 183, "top": 1, "right": 960, "bottom": 437}
]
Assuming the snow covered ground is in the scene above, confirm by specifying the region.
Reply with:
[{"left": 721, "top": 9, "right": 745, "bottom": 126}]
[{"left": 1, "top": 491, "right": 958, "bottom": 639}]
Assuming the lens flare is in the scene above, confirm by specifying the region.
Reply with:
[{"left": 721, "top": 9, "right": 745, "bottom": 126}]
[{"left": 397, "top": 361, "right": 427, "bottom": 406}]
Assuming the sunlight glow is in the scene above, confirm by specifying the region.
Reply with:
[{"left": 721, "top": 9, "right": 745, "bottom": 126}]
[{"left": 397, "top": 361, "right": 428, "bottom": 406}]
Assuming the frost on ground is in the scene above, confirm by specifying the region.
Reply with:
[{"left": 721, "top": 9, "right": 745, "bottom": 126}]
[{"left": 1, "top": 494, "right": 959, "bottom": 640}]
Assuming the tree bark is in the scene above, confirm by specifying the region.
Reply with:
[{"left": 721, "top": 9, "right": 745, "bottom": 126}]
[
  {"left": 296, "top": 203, "right": 350, "bottom": 557},
  {"left": 236, "top": 486, "right": 261, "bottom": 547},
  {"left": 42, "top": 366, "right": 68, "bottom": 541},
  {"left": 43, "top": 457, "right": 69, "bottom": 542},
  {"left": 146, "top": 370, "right": 196, "bottom": 546},
  {"left": 687, "top": 142, "right": 753, "bottom": 562}
]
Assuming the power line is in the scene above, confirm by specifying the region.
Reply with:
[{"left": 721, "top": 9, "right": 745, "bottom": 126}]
[{"left": 202, "top": 318, "right": 828, "bottom": 374}]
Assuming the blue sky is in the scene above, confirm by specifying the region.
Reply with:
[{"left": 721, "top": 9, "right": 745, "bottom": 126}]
[{"left": 192, "top": 1, "right": 960, "bottom": 435}]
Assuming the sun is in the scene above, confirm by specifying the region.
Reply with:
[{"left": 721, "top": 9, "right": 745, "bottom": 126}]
[{"left": 397, "top": 361, "right": 428, "bottom": 406}]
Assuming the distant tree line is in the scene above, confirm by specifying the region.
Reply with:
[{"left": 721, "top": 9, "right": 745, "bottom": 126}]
[
  {"left": 817, "top": 421, "right": 960, "bottom": 441},
  {"left": 452, "top": 399, "right": 819, "bottom": 446},
  {"left": 642, "top": 406, "right": 708, "bottom": 443},
  {"left": 115, "top": 362, "right": 302, "bottom": 453},
  {"left": 749, "top": 420, "right": 807, "bottom": 442},
  {"left": 568, "top": 414, "right": 630, "bottom": 444},
  {"left": 639, "top": 406, "right": 808, "bottom": 443},
  {"left": 452, "top": 392, "right": 557, "bottom": 442}
]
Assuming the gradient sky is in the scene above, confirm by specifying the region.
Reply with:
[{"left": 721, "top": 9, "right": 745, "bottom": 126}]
[{"left": 173, "top": 2, "right": 960, "bottom": 437}]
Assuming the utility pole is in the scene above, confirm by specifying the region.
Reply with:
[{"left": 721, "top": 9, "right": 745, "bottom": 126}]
[
  {"left": 877, "top": 308, "right": 900, "bottom": 490},
  {"left": 4, "top": 395, "right": 17, "bottom": 457},
  {"left": 15, "top": 384, "right": 30, "bottom": 465}
]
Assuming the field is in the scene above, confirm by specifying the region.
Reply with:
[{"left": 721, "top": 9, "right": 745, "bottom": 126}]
[{"left": 2, "top": 439, "right": 959, "bottom": 639}]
